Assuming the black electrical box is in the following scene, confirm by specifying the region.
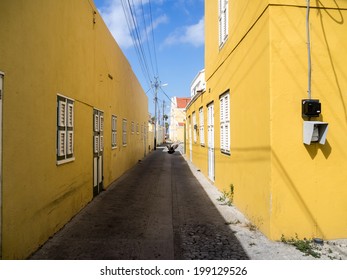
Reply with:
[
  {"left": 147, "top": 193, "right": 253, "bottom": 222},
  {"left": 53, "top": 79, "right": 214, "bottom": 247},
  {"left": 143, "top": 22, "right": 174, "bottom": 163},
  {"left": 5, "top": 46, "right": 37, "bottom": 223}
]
[{"left": 302, "top": 99, "right": 321, "bottom": 118}]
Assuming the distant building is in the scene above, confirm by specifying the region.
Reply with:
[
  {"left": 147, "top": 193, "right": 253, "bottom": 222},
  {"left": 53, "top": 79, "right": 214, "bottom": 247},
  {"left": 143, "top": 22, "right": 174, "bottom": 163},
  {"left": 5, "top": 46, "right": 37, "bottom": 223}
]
[
  {"left": 169, "top": 97, "right": 190, "bottom": 142},
  {"left": 190, "top": 69, "right": 206, "bottom": 97}
]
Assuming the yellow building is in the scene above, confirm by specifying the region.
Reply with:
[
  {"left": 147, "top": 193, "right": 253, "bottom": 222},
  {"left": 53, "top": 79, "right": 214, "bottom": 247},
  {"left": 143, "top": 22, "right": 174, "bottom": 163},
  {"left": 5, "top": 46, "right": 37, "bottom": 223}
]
[
  {"left": 186, "top": 0, "right": 347, "bottom": 241},
  {"left": 0, "top": 0, "right": 149, "bottom": 259},
  {"left": 169, "top": 97, "right": 190, "bottom": 143}
]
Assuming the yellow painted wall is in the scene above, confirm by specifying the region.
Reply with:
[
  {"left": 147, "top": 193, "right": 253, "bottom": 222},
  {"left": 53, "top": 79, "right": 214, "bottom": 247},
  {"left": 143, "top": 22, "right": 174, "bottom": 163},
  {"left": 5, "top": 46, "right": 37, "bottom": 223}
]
[
  {"left": 269, "top": 3, "right": 347, "bottom": 240},
  {"left": 0, "top": 0, "right": 148, "bottom": 259},
  {"left": 198, "top": 0, "right": 347, "bottom": 241},
  {"left": 186, "top": 93, "right": 212, "bottom": 176},
  {"left": 202, "top": 0, "right": 272, "bottom": 237},
  {"left": 170, "top": 106, "right": 187, "bottom": 142}
]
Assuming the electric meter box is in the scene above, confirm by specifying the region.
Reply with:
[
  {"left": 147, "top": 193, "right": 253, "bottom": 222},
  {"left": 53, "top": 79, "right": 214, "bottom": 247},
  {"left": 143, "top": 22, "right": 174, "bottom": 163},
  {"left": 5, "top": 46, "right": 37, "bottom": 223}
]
[
  {"left": 303, "top": 121, "right": 328, "bottom": 145},
  {"left": 302, "top": 99, "right": 321, "bottom": 118}
]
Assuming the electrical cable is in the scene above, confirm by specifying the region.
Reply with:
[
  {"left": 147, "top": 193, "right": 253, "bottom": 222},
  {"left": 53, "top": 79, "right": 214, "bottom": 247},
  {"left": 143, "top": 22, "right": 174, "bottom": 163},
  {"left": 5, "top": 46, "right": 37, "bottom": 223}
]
[{"left": 306, "top": 0, "right": 312, "bottom": 99}]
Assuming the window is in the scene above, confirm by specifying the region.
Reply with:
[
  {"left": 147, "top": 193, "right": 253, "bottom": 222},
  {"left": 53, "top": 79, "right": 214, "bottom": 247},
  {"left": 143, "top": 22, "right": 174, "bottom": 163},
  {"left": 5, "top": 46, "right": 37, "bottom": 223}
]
[
  {"left": 122, "top": 119, "right": 127, "bottom": 146},
  {"left": 57, "top": 94, "right": 75, "bottom": 164},
  {"left": 219, "top": 0, "right": 229, "bottom": 47},
  {"left": 199, "top": 107, "right": 205, "bottom": 145},
  {"left": 136, "top": 122, "right": 139, "bottom": 135},
  {"left": 220, "top": 92, "right": 230, "bottom": 154},
  {"left": 141, "top": 124, "right": 144, "bottom": 140},
  {"left": 192, "top": 111, "right": 197, "bottom": 143},
  {"left": 131, "top": 121, "right": 135, "bottom": 134},
  {"left": 111, "top": 115, "right": 117, "bottom": 148}
]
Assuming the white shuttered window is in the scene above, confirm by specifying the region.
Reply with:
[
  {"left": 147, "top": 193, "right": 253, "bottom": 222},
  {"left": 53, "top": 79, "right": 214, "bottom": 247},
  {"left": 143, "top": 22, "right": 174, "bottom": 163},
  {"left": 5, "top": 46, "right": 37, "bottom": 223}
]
[
  {"left": 220, "top": 92, "right": 230, "bottom": 154},
  {"left": 122, "top": 119, "right": 127, "bottom": 146},
  {"left": 199, "top": 107, "right": 205, "bottom": 145},
  {"left": 192, "top": 112, "right": 197, "bottom": 143},
  {"left": 219, "top": 0, "right": 229, "bottom": 47},
  {"left": 57, "top": 94, "right": 75, "bottom": 164},
  {"left": 112, "top": 115, "right": 117, "bottom": 148}
]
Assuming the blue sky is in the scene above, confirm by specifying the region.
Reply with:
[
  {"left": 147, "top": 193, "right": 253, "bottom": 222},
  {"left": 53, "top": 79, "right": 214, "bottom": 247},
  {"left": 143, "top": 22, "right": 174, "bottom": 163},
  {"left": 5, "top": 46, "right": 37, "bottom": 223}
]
[{"left": 94, "top": 0, "right": 205, "bottom": 116}]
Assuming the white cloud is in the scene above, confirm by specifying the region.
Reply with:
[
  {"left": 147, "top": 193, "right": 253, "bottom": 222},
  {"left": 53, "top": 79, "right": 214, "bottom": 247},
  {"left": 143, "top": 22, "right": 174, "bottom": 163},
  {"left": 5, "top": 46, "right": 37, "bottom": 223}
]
[
  {"left": 99, "top": 2, "right": 132, "bottom": 48},
  {"left": 98, "top": 1, "right": 167, "bottom": 49},
  {"left": 163, "top": 17, "right": 204, "bottom": 48}
]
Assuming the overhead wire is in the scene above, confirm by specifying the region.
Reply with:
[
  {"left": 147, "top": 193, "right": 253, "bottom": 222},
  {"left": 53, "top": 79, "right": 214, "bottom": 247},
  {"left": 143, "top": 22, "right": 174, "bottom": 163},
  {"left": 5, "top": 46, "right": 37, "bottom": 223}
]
[
  {"left": 148, "top": 0, "right": 159, "bottom": 77},
  {"left": 121, "top": 0, "right": 170, "bottom": 126},
  {"left": 121, "top": 0, "right": 165, "bottom": 97},
  {"left": 120, "top": 0, "right": 151, "bottom": 90},
  {"left": 140, "top": 0, "right": 156, "bottom": 78},
  {"left": 127, "top": 0, "right": 153, "bottom": 84}
]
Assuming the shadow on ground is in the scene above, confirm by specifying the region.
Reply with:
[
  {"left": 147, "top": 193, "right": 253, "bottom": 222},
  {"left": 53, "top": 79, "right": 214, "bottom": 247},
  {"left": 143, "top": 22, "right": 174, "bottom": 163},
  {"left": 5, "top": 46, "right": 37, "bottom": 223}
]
[{"left": 29, "top": 148, "right": 249, "bottom": 260}]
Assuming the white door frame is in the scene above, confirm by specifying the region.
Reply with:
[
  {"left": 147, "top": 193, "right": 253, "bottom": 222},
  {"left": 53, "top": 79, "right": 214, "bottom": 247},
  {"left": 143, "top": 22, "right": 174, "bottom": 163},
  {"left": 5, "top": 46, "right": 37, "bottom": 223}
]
[
  {"left": 188, "top": 116, "right": 192, "bottom": 162},
  {"left": 207, "top": 102, "right": 215, "bottom": 181},
  {"left": 93, "top": 108, "right": 104, "bottom": 197},
  {"left": 0, "top": 71, "right": 4, "bottom": 258}
]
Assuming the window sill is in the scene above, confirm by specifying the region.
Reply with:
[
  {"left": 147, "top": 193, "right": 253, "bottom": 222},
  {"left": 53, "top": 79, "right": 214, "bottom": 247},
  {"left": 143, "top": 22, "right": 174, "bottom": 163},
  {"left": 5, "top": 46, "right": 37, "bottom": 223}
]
[{"left": 57, "top": 157, "right": 75, "bottom": 166}]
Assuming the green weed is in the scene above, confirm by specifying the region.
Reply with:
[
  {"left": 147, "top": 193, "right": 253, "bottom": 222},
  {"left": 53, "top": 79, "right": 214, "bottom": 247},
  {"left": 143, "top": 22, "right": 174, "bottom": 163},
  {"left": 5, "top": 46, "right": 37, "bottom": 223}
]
[{"left": 281, "top": 234, "right": 321, "bottom": 258}]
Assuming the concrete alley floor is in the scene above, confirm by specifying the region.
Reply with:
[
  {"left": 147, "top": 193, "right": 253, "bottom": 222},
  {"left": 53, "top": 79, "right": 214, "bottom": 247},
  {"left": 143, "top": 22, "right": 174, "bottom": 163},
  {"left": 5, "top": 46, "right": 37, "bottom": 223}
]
[{"left": 29, "top": 146, "right": 347, "bottom": 260}]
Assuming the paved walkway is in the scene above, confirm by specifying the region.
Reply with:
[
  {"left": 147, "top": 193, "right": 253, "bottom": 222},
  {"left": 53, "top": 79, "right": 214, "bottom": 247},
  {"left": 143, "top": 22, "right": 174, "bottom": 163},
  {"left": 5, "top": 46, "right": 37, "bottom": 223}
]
[{"left": 29, "top": 146, "right": 347, "bottom": 260}]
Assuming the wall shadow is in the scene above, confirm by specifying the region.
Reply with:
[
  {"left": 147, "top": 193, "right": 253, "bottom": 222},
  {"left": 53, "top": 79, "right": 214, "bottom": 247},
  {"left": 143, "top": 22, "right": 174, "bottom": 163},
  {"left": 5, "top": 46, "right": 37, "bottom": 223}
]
[{"left": 171, "top": 152, "right": 249, "bottom": 260}]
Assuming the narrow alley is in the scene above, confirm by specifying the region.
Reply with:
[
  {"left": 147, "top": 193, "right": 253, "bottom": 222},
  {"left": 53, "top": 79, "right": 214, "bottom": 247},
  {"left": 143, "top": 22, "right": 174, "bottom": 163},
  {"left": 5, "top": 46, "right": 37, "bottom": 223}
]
[{"left": 29, "top": 147, "right": 248, "bottom": 260}]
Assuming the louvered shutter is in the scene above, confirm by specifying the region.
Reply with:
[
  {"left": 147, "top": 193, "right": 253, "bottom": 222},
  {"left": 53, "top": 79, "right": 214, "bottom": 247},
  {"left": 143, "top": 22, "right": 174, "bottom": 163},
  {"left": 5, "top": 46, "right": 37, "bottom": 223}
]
[
  {"left": 58, "top": 101, "right": 66, "bottom": 127},
  {"left": 219, "top": 0, "right": 228, "bottom": 46},
  {"left": 67, "top": 131, "right": 74, "bottom": 155},
  {"left": 94, "top": 114, "right": 99, "bottom": 132},
  {"left": 225, "top": 94, "right": 230, "bottom": 152},
  {"left": 100, "top": 135, "right": 104, "bottom": 152},
  {"left": 122, "top": 119, "right": 127, "bottom": 145},
  {"left": 94, "top": 136, "right": 99, "bottom": 153},
  {"left": 199, "top": 108, "right": 204, "bottom": 145},
  {"left": 223, "top": 0, "right": 228, "bottom": 41},
  {"left": 67, "top": 103, "right": 74, "bottom": 128},
  {"left": 99, "top": 115, "right": 104, "bottom": 132},
  {"left": 58, "top": 131, "right": 66, "bottom": 156},
  {"left": 220, "top": 96, "right": 225, "bottom": 152}
]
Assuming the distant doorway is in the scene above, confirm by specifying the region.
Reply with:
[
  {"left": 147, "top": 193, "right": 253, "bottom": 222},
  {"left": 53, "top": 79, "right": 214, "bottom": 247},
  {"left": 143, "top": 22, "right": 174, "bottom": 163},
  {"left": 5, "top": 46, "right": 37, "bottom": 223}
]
[{"left": 93, "top": 109, "right": 104, "bottom": 197}]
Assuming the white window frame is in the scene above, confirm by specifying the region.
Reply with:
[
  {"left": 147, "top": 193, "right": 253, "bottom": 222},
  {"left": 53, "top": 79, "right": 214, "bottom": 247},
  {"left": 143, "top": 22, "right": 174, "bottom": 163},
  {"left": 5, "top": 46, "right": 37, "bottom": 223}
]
[
  {"left": 220, "top": 91, "right": 230, "bottom": 154},
  {"left": 131, "top": 121, "right": 135, "bottom": 134},
  {"left": 112, "top": 115, "right": 117, "bottom": 148},
  {"left": 57, "top": 94, "right": 75, "bottom": 165},
  {"left": 199, "top": 107, "right": 205, "bottom": 146},
  {"left": 122, "top": 119, "right": 127, "bottom": 146},
  {"left": 219, "top": 0, "right": 229, "bottom": 48},
  {"left": 192, "top": 111, "right": 197, "bottom": 143}
]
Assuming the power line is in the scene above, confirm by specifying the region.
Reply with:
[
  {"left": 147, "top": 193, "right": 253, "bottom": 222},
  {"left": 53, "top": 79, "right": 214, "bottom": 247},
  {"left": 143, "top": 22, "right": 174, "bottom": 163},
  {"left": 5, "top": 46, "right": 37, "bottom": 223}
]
[
  {"left": 127, "top": 0, "right": 152, "bottom": 83},
  {"left": 148, "top": 0, "right": 159, "bottom": 77},
  {"left": 120, "top": 0, "right": 152, "bottom": 90},
  {"left": 140, "top": 0, "right": 156, "bottom": 78}
]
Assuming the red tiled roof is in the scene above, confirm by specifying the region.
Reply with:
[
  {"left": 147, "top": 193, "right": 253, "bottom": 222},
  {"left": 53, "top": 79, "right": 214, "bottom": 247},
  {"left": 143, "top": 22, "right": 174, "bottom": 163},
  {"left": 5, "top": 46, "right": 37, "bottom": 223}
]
[
  {"left": 178, "top": 122, "right": 185, "bottom": 127},
  {"left": 176, "top": 97, "right": 191, "bottom": 108}
]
